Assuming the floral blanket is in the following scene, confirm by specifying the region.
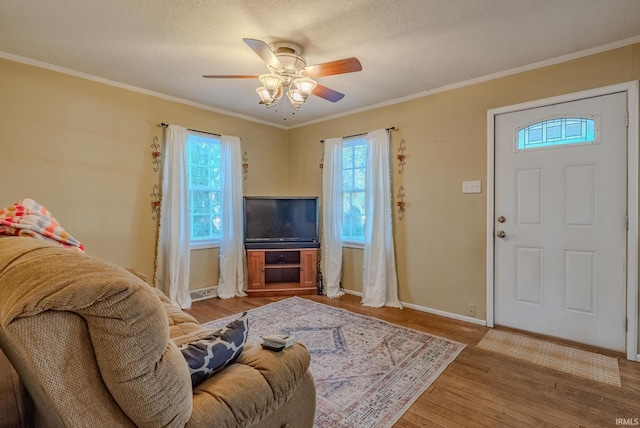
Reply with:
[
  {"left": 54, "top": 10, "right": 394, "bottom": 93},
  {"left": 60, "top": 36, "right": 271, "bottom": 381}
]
[{"left": 0, "top": 198, "right": 84, "bottom": 252}]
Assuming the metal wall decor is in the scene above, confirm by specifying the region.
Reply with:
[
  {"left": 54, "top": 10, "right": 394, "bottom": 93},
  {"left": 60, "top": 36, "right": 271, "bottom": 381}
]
[
  {"left": 151, "top": 136, "right": 161, "bottom": 172},
  {"left": 396, "top": 186, "right": 406, "bottom": 221},
  {"left": 150, "top": 184, "right": 161, "bottom": 221},
  {"left": 242, "top": 151, "right": 249, "bottom": 180},
  {"left": 397, "top": 139, "right": 406, "bottom": 174},
  {"left": 151, "top": 135, "right": 161, "bottom": 221},
  {"left": 396, "top": 138, "right": 407, "bottom": 220}
]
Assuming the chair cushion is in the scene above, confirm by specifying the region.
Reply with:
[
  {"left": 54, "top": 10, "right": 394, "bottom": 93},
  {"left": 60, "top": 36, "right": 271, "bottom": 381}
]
[
  {"left": 187, "top": 343, "right": 312, "bottom": 427},
  {"left": 179, "top": 313, "right": 248, "bottom": 387}
]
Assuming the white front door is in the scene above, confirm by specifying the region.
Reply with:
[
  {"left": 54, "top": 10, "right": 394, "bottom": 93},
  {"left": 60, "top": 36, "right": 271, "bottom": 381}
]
[{"left": 494, "top": 92, "right": 627, "bottom": 351}]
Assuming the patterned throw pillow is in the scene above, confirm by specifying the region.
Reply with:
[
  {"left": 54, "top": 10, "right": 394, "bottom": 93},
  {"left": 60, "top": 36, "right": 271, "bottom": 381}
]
[{"left": 179, "top": 312, "right": 248, "bottom": 387}]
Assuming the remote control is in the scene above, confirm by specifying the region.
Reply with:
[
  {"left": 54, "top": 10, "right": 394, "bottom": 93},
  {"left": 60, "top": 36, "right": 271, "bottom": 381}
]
[
  {"left": 262, "top": 334, "right": 294, "bottom": 347},
  {"left": 261, "top": 342, "right": 285, "bottom": 352}
]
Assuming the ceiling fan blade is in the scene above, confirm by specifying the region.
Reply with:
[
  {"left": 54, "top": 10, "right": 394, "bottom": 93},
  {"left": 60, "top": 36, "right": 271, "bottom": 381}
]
[
  {"left": 303, "top": 57, "right": 362, "bottom": 78},
  {"left": 243, "top": 38, "right": 283, "bottom": 70},
  {"left": 313, "top": 84, "right": 345, "bottom": 102},
  {"left": 202, "top": 75, "right": 259, "bottom": 78}
]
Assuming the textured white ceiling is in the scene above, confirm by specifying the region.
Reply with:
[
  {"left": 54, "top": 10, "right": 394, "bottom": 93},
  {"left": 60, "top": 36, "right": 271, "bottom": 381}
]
[{"left": 2, "top": 0, "right": 640, "bottom": 128}]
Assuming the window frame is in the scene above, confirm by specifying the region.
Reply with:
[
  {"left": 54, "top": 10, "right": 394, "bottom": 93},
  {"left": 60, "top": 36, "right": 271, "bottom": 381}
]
[
  {"left": 341, "top": 137, "right": 367, "bottom": 248},
  {"left": 186, "top": 131, "right": 222, "bottom": 250}
]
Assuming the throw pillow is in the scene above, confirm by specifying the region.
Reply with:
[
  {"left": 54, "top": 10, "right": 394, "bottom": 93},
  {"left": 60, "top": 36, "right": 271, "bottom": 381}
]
[{"left": 179, "top": 312, "right": 248, "bottom": 387}]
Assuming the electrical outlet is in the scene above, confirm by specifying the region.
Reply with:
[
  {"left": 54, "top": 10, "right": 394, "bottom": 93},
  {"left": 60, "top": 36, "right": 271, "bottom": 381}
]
[{"left": 466, "top": 303, "right": 476, "bottom": 317}]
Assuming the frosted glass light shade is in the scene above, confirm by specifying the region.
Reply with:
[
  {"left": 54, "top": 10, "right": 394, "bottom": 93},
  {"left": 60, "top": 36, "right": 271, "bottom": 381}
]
[
  {"left": 256, "top": 85, "right": 282, "bottom": 108},
  {"left": 256, "top": 86, "right": 272, "bottom": 104},
  {"left": 259, "top": 74, "right": 284, "bottom": 98},
  {"left": 292, "top": 77, "right": 317, "bottom": 100},
  {"left": 288, "top": 88, "right": 305, "bottom": 103},
  {"left": 287, "top": 89, "right": 303, "bottom": 110}
]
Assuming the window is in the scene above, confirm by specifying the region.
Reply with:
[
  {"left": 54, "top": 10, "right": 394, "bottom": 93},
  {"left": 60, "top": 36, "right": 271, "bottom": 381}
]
[
  {"left": 342, "top": 138, "right": 367, "bottom": 244},
  {"left": 517, "top": 117, "right": 596, "bottom": 151},
  {"left": 187, "top": 132, "right": 221, "bottom": 248}
]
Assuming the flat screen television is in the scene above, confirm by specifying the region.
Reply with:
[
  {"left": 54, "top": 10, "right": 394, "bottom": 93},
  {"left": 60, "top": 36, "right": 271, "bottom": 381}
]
[{"left": 243, "top": 196, "right": 319, "bottom": 248}]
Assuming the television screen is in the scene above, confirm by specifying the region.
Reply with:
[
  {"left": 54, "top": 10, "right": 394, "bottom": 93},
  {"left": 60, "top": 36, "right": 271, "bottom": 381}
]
[{"left": 244, "top": 197, "right": 318, "bottom": 244}]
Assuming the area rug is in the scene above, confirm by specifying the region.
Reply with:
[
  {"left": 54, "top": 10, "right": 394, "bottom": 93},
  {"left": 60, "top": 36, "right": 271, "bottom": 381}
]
[
  {"left": 476, "top": 329, "right": 621, "bottom": 387},
  {"left": 203, "top": 297, "right": 465, "bottom": 428}
]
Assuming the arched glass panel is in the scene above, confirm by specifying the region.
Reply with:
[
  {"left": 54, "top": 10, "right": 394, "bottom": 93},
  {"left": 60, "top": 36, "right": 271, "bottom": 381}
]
[{"left": 517, "top": 117, "right": 596, "bottom": 151}]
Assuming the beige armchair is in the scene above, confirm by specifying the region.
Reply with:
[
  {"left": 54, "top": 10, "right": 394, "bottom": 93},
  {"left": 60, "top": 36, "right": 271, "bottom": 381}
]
[{"left": 0, "top": 237, "right": 315, "bottom": 427}]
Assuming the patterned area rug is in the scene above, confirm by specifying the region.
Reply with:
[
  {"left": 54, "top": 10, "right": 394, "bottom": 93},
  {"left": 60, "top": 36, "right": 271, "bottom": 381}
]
[
  {"left": 477, "top": 329, "right": 621, "bottom": 387},
  {"left": 203, "top": 297, "right": 465, "bottom": 428}
]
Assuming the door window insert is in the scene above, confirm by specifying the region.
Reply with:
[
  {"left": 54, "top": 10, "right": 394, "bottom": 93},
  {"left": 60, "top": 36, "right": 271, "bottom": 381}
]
[{"left": 517, "top": 117, "right": 597, "bottom": 151}]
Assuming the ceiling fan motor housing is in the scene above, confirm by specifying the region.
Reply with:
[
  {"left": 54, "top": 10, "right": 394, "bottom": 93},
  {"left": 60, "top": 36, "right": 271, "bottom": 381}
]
[{"left": 270, "top": 42, "right": 306, "bottom": 72}]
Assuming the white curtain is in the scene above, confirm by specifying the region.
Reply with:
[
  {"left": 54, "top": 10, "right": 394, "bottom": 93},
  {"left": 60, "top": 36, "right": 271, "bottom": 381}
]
[
  {"left": 361, "top": 129, "right": 402, "bottom": 308},
  {"left": 322, "top": 137, "right": 345, "bottom": 298},
  {"left": 216, "top": 135, "right": 246, "bottom": 299},
  {"left": 155, "top": 125, "right": 192, "bottom": 309}
]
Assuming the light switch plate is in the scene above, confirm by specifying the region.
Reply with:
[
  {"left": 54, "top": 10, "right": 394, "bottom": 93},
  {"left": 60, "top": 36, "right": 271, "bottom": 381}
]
[{"left": 462, "top": 180, "right": 481, "bottom": 194}]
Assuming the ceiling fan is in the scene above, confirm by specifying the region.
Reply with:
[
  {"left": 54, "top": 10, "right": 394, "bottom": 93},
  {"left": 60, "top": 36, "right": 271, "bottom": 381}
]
[{"left": 203, "top": 38, "right": 362, "bottom": 110}]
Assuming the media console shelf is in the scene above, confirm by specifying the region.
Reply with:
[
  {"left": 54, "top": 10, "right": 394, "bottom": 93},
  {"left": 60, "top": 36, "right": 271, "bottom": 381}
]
[{"left": 246, "top": 248, "right": 317, "bottom": 297}]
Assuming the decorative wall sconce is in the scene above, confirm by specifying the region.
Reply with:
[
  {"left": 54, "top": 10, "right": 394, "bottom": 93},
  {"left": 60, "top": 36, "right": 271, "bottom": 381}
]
[
  {"left": 151, "top": 136, "right": 161, "bottom": 172},
  {"left": 242, "top": 151, "right": 249, "bottom": 180},
  {"left": 151, "top": 184, "right": 161, "bottom": 221},
  {"left": 397, "top": 139, "right": 406, "bottom": 174},
  {"left": 396, "top": 186, "right": 406, "bottom": 221}
]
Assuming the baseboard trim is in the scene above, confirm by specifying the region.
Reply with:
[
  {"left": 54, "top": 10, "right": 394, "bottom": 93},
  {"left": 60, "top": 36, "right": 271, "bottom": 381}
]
[
  {"left": 342, "top": 289, "right": 487, "bottom": 326},
  {"left": 190, "top": 286, "right": 218, "bottom": 302}
]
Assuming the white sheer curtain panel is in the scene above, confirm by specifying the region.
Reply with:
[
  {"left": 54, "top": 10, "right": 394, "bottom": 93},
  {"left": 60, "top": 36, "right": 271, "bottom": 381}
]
[
  {"left": 155, "top": 125, "right": 192, "bottom": 309},
  {"left": 322, "top": 137, "right": 345, "bottom": 298},
  {"left": 216, "top": 135, "right": 246, "bottom": 299},
  {"left": 361, "top": 129, "right": 402, "bottom": 308}
]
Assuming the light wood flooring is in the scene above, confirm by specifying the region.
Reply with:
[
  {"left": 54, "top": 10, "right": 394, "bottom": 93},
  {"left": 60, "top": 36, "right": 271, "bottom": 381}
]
[{"left": 185, "top": 294, "right": 640, "bottom": 428}]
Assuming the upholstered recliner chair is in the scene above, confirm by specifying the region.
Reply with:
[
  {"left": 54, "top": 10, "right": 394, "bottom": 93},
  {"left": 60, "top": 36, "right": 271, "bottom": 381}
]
[{"left": 0, "top": 237, "right": 315, "bottom": 427}]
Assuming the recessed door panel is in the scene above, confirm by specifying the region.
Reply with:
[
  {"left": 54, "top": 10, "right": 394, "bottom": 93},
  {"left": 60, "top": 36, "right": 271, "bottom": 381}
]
[
  {"left": 564, "top": 163, "right": 597, "bottom": 228},
  {"left": 514, "top": 246, "right": 543, "bottom": 305},
  {"left": 515, "top": 168, "right": 543, "bottom": 227},
  {"left": 563, "top": 249, "right": 597, "bottom": 315}
]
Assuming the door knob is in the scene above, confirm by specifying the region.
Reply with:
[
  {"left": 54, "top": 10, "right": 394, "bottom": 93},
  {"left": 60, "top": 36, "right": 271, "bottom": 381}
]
[
  {"left": 496, "top": 230, "right": 506, "bottom": 238},
  {"left": 497, "top": 216, "right": 506, "bottom": 223}
]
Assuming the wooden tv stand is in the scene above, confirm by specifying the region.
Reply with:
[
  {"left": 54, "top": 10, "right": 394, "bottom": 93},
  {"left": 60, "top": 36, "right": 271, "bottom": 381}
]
[{"left": 246, "top": 247, "right": 317, "bottom": 297}]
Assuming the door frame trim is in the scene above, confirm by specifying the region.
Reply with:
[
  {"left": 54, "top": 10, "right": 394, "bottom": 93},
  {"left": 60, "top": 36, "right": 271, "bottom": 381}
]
[{"left": 486, "top": 81, "right": 639, "bottom": 361}]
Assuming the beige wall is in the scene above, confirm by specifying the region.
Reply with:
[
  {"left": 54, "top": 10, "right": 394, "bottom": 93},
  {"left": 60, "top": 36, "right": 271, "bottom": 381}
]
[
  {"left": 2, "top": 42, "right": 639, "bottom": 347},
  {"left": 0, "top": 58, "right": 288, "bottom": 290},
  {"left": 289, "top": 44, "right": 640, "bottom": 325}
]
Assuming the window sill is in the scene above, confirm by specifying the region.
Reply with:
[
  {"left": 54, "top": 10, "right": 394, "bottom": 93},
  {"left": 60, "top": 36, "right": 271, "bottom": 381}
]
[
  {"left": 343, "top": 241, "right": 364, "bottom": 250},
  {"left": 190, "top": 241, "right": 221, "bottom": 250}
]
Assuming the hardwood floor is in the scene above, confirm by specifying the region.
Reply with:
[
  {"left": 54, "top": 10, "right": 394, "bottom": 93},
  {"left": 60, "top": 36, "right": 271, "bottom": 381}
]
[{"left": 185, "top": 294, "right": 640, "bottom": 428}]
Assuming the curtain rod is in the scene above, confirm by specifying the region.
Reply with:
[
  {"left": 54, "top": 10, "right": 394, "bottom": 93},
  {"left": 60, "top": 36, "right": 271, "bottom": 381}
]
[
  {"left": 320, "top": 127, "right": 395, "bottom": 143},
  {"left": 160, "top": 122, "right": 221, "bottom": 138}
]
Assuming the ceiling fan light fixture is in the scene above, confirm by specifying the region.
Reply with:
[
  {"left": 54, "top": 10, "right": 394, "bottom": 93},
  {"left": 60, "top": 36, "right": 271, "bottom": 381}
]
[
  {"left": 256, "top": 86, "right": 272, "bottom": 104},
  {"left": 288, "top": 88, "right": 305, "bottom": 103},
  {"left": 287, "top": 89, "right": 303, "bottom": 110},
  {"left": 256, "top": 86, "right": 283, "bottom": 108},
  {"left": 292, "top": 77, "right": 317, "bottom": 100},
  {"left": 258, "top": 73, "right": 284, "bottom": 98}
]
